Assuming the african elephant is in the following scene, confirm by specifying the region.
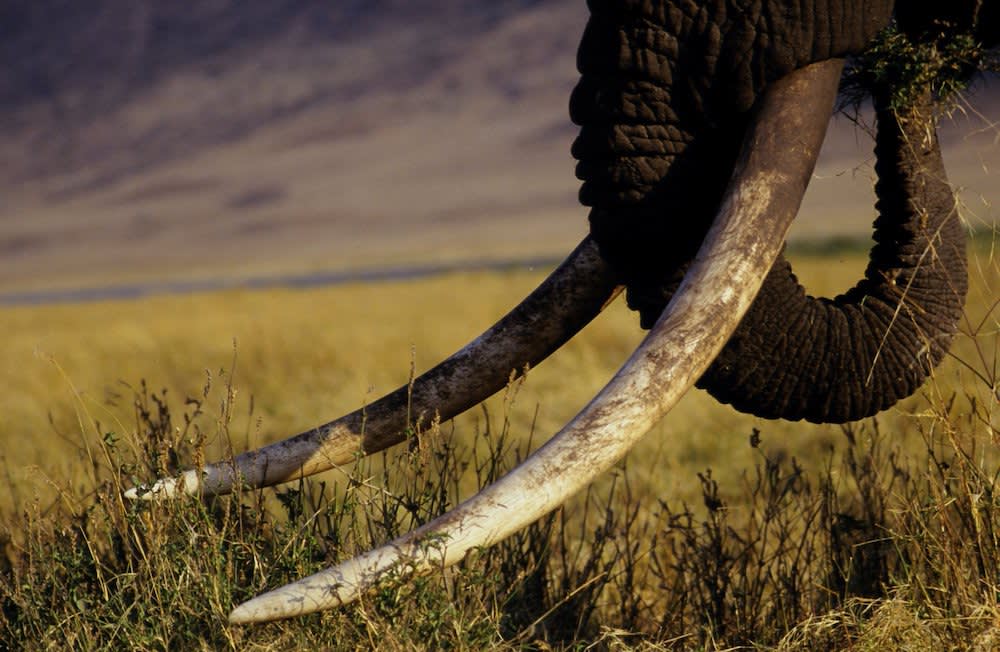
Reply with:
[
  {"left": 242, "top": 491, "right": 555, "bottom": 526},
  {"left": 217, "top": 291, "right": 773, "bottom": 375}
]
[{"left": 127, "top": 1, "right": 998, "bottom": 622}]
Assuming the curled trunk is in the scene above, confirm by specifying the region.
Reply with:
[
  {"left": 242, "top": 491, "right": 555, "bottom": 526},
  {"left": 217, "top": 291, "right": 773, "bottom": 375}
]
[
  {"left": 700, "top": 94, "right": 967, "bottom": 422},
  {"left": 573, "top": 1, "right": 968, "bottom": 422}
]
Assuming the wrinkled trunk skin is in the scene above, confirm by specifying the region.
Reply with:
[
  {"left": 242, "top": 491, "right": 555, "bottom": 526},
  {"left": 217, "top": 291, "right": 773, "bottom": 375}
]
[
  {"left": 572, "top": 1, "right": 971, "bottom": 423},
  {"left": 699, "top": 95, "right": 967, "bottom": 422},
  {"left": 572, "top": 0, "right": 895, "bottom": 321}
]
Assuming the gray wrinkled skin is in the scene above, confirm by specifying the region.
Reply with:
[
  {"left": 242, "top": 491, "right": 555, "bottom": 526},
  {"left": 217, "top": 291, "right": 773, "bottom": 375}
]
[{"left": 572, "top": 1, "right": 982, "bottom": 421}]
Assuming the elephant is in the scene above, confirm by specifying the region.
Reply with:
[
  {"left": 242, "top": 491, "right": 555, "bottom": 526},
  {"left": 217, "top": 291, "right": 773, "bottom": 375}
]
[{"left": 126, "top": 1, "right": 998, "bottom": 623}]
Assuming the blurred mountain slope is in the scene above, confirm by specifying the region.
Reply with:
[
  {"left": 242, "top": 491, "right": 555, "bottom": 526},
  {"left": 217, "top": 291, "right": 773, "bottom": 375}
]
[
  {"left": 2, "top": 0, "right": 570, "bottom": 184},
  {"left": 2, "top": 1, "right": 589, "bottom": 289},
  {"left": 1, "top": 2, "right": 996, "bottom": 291}
]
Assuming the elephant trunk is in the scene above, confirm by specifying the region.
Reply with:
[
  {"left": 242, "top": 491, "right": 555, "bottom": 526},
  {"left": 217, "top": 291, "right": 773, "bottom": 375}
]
[
  {"left": 574, "top": 2, "right": 970, "bottom": 423},
  {"left": 698, "top": 93, "right": 968, "bottom": 422}
]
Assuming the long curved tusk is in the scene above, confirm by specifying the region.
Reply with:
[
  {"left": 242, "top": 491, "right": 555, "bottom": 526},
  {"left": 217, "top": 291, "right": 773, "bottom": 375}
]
[
  {"left": 125, "top": 237, "right": 620, "bottom": 499},
  {"left": 228, "top": 58, "right": 846, "bottom": 624}
]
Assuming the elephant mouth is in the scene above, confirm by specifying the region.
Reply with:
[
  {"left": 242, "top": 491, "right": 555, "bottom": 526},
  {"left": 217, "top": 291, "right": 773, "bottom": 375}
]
[{"left": 128, "top": 59, "right": 846, "bottom": 623}]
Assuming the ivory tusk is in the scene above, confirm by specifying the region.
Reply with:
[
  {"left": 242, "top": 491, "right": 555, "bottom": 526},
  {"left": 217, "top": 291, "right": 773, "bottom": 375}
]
[
  {"left": 228, "top": 58, "right": 846, "bottom": 624},
  {"left": 125, "top": 237, "right": 619, "bottom": 499}
]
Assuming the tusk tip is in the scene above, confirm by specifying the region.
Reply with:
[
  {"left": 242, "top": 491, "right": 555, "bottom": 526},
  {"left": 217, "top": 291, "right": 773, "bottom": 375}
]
[
  {"left": 227, "top": 591, "right": 319, "bottom": 624},
  {"left": 123, "top": 470, "right": 202, "bottom": 500},
  {"left": 122, "top": 482, "right": 171, "bottom": 501},
  {"left": 228, "top": 601, "right": 266, "bottom": 625},
  {"left": 227, "top": 562, "right": 368, "bottom": 623},
  {"left": 122, "top": 485, "right": 146, "bottom": 500}
]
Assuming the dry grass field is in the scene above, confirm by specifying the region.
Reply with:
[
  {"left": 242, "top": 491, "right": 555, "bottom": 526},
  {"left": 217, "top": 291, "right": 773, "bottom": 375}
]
[
  {"left": 1, "top": 241, "right": 997, "bottom": 649},
  {"left": 1, "top": 248, "right": 990, "bottom": 518}
]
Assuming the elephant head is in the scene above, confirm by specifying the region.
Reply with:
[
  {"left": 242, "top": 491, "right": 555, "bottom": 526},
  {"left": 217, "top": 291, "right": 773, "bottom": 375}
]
[{"left": 125, "top": 1, "right": 997, "bottom": 623}]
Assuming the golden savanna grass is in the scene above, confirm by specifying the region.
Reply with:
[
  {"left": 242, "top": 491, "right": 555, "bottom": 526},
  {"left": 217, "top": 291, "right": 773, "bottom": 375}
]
[
  {"left": 0, "top": 242, "right": 997, "bottom": 649},
  {"left": 0, "top": 254, "right": 953, "bottom": 517}
]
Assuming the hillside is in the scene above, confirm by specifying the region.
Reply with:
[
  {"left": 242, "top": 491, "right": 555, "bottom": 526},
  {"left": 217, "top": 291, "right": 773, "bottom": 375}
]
[{"left": 1, "top": 2, "right": 997, "bottom": 292}]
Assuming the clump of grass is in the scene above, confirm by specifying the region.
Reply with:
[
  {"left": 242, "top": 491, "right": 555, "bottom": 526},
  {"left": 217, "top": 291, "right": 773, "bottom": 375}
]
[{"left": 841, "top": 21, "right": 995, "bottom": 113}]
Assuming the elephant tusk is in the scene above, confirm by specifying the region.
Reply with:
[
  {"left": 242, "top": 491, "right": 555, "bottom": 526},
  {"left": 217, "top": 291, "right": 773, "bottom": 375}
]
[
  {"left": 124, "top": 237, "right": 620, "bottom": 499},
  {"left": 227, "top": 58, "right": 846, "bottom": 624}
]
